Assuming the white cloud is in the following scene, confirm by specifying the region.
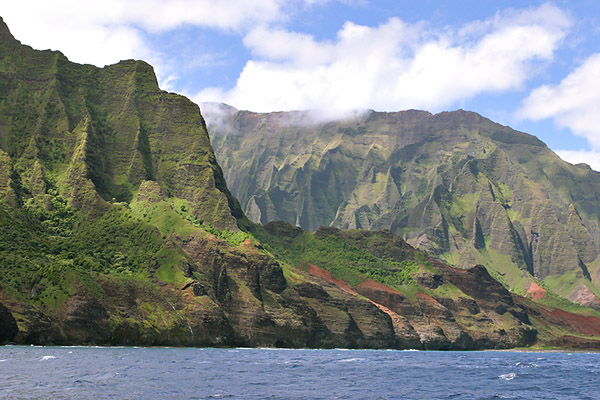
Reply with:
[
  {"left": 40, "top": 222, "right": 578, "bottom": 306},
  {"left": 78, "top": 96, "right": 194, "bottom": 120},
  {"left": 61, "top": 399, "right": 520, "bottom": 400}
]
[
  {"left": 243, "top": 26, "right": 336, "bottom": 67},
  {"left": 200, "top": 102, "right": 239, "bottom": 135},
  {"left": 1, "top": 0, "right": 285, "bottom": 36},
  {"left": 0, "top": 0, "right": 288, "bottom": 85},
  {"left": 556, "top": 150, "right": 600, "bottom": 171},
  {"left": 194, "top": 4, "right": 571, "bottom": 114},
  {"left": 518, "top": 53, "right": 600, "bottom": 149},
  {"left": 302, "top": 0, "right": 366, "bottom": 6}
]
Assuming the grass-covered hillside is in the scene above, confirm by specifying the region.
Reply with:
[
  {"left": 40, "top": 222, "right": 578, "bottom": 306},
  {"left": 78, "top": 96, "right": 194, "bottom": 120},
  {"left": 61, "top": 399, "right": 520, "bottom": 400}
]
[
  {"left": 1, "top": 16, "right": 600, "bottom": 350},
  {"left": 207, "top": 104, "right": 600, "bottom": 310}
]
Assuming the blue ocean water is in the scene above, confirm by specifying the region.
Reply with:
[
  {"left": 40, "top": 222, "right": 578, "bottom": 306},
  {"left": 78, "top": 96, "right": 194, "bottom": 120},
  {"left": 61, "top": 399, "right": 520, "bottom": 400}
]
[{"left": 0, "top": 347, "right": 599, "bottom": 399}]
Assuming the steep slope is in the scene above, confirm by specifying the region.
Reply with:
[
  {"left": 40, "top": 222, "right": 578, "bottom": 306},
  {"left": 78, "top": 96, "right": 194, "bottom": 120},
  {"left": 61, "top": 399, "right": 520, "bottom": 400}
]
[
  {"left": 0, "top": 17, "right": 382, "bottom": 347},
  {"left": 0, "top": 17, "right": 464, "bottom": 349},
  {"left": 207, "top": 105, "right": 600, "bottom": 306},
  {"left": 0, "top": 20, "right": 241, "bottom": 229},
  {"left": 1, "top": 17, "right": 599, "bottom": 350},
  {"left": 248, "top": 221, "right": 600, "bottom": 350}
]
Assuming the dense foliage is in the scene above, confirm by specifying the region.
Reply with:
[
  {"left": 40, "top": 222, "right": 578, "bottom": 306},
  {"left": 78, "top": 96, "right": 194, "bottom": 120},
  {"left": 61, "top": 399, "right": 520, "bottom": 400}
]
[{"left": 249, "top": 223, "right": 420, "bottom": 289}]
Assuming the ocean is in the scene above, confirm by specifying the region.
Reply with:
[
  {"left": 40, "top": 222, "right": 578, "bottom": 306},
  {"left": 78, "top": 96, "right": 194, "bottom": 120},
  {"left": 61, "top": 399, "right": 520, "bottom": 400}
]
[{"left": 1, "top": 346, "right": 598, "bottom": 399}]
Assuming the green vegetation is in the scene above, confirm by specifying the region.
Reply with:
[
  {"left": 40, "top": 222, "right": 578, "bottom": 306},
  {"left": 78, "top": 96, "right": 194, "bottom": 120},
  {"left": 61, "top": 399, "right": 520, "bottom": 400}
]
[
  {"left": 2, "top": 17, "right": 600, "bottom": 350},
  {"left": 199, "top": 223, "right": 251, "bottom": 247},
  {"left": 249, "top": 223, "right": 419, "bottom": 290},
  {"left": 0, "top": 194, "right": 166, "bottom": 303},
  {"left": 209, "top": 106, "right": 600, "bottom": 307}
]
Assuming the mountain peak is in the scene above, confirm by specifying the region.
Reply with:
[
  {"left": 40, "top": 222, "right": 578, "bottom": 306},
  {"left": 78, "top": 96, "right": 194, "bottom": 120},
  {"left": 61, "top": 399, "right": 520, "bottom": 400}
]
[
  {"left": 209, "top": 106, "right": 600, "bottom": 308},
  {"left": 0, "top": 16, "right": 17, "bottom": 43}
]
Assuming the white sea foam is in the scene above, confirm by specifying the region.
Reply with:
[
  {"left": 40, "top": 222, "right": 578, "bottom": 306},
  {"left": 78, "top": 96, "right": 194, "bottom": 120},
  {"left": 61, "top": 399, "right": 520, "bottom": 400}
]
[
  {"left": 499, "top": 373, "right": 517, "bottom": 381},
  {"left": 254, "top": 347, "right": 295, "bottom": 351},
  {"left": 338, "top": 358, "right": 364, "bottom": 363},
  {"left": 515, "top": 361, "right": 538, "bottom": 368},
  {"left": 40, "top": 355, "right": 56, "bottom": 361}
]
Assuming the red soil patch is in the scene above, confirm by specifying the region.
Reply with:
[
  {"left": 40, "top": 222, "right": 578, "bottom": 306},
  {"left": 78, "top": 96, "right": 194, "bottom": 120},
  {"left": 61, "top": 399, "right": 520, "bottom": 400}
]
[
  {"left": 416, "top": 292, "right": 444, "bottom": 308},
  {"left": 429, "top": 257, "right": 464, "bottom": 272},
  {"left": 239, "top": 239, "right": 261, "bottom": 254},
  {"left": 301, "top": 265, "right": 407, "bottom": 320},
  {"left": 526, "top": 281, "right": 546, "bottom": 300},
  {"left": 545, "top": 307, "right": 600, "bottom": 337},
  {"left": 356, "top": 279, "right": 401, "bottom": 295},
  {"left": 355, "top": 279, "right": 416, "bottom": 317},
  {"left": 368, "top": 299, "right": 406, "bottom": 321},
  {"left": 304, "top": 263, "right": 358, "bottom": 296},
  {"left": 520, "top": 295, "right": 600, "bottom": 338}
]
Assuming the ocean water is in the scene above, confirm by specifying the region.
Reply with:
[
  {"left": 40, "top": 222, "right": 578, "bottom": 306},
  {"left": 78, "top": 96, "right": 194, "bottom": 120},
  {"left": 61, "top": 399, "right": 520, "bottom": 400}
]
[{"left": 0, "top": 347, "right": 599, "bottom": 399}]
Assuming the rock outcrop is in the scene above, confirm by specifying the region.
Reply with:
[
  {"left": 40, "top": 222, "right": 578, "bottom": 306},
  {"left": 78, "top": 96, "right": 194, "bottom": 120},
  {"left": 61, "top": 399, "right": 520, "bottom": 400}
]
[
  {"left": 207, "top": 105, "right": 600, "bottom": 303},
  {"left": 1, "top": 17, "right": 600, "bottom": 350}
]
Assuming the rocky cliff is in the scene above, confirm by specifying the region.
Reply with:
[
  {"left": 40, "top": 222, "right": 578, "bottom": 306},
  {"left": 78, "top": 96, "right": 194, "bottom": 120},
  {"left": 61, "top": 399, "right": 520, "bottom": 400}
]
[
  {"left": 1, "top": 17, "right": 599, "bottom": 349},
  {"left": 207, "top": 105, "right": 600, "bottom": 307}
]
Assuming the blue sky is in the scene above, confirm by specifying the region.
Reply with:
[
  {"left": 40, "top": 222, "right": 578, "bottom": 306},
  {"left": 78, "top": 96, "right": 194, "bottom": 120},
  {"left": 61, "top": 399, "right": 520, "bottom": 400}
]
[{"left": 1, "top": 1, "right": 599, "bottom": 169}]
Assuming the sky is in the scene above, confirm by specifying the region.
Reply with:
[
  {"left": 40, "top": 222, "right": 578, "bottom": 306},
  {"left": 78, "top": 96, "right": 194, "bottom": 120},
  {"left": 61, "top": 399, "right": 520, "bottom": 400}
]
[{"left": 1, "top": 0, "right": 599, "bottom": 170}]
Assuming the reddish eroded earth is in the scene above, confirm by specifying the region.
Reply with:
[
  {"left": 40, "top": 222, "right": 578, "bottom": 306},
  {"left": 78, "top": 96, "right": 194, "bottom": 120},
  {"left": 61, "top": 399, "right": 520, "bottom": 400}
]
[
  {"left": 517, "top": 297, "right": 600, "bottom": 346},
  {"left": 526, "top": 281, "right": 546, "bottom": 300},
  {"left": 302, "top": 267, "right": 410, "bottom": 317},
  {"left": 543, "top": 306, "right": 600, "bottom": 337},
  {"left": 415, "top": 292, "right": 446, "bottom": 310},
  {"left": 566, "top": 283, "right": 600, "bottom": 310},
  {"left": 357, "top": 278, "right": 400, "bottom": 294},
  {"left": 355, "top": 279, "right": 416, "bottom": 314},
  {"left": 303, "top": 263, "right": 359, "bottom": 296},
  {"left": 354, "top": 279, "right": 424, "bottom": 316},
  {"left": 301, "top": 259, "right": 600, "bottom": 349},
  {"left": 301, "top": 266, "right": 423, "bottom": 346},
  {"left": 304, "top": 270, "right": 421, "bottom": 324}
]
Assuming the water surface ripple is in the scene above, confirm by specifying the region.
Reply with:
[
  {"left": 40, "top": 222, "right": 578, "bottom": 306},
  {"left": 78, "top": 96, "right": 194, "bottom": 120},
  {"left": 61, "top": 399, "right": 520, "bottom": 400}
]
[{"left": 1, "top": 346, "right": 598, "bottom": 399}]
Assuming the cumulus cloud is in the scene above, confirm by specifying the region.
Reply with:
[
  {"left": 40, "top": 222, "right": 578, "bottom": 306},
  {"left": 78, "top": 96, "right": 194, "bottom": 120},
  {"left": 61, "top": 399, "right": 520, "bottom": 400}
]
[
  {"left": 194, "top": 3, "right": 571, "bottom": 113},
  {"left": 0, "top": 0, "right": 289, "bottom": 86},
  {"left": 518, "top": 53, "right": 600, "bottom": 149},
  {"left": 2, "top": 0, "right": 285, "bottom": 38},
  {"left": 555, "top": 150, "right": 600, "bottom": 172}
]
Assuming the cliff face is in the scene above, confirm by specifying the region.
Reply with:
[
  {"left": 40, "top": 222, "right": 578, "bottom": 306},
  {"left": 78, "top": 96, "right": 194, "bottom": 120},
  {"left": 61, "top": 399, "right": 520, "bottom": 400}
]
[
  {"left": 207, "top": 105, "right": 600, "bottom": 305},
  {"left": 1, "top": 17, "right": 599, "bottom": 349},
  {"left": 0, "top": 19, "right": 241, "bottom": 229},
  {"left": 0, "top": 17, "right": 398, "bottom": 348}
]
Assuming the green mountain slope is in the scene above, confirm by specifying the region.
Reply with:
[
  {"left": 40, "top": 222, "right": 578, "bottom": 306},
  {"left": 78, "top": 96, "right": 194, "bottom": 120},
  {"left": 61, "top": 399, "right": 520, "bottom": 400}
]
[
  {"left": 207, "top": 105, "right": 600, "bottom": 307},
  {"left": 0, "top": 18, "right": 410, "bottom": 347},
  {"left": 1, "top": 17, "right": 599, "bottom": 349},
  {"left": 0, "top": 21, "right": 241, "bottom": 229}
]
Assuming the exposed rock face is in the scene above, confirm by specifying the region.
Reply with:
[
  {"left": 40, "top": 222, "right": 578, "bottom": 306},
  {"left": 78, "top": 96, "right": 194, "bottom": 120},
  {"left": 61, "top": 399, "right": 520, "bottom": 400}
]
[
  {"left": 254, "top": 222, "right": 600, "bottom": 349},
  {"left": 0, "top": 18, "right": 401, "bottom": 349},
  {"left": 207, "top": 105, "right": 600, "bottom": 302},
  {"left": 0, "top": 301, "right": 18, "bottom": 342},
  {"left": 1, "top": 17, "right": 600, "bottom": 350},
  {"left": 0, "top": 19, "right": 241, "bottom": 229}
]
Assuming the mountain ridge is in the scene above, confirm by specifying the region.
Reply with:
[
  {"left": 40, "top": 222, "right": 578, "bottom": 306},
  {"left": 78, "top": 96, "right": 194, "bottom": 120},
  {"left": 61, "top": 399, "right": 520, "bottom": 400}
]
[
  {"left": 206, "top": 103, "right": 600, "bottom": 308},
  {"left": 2, "top": 17, "right": 600, "bottom": 349}
]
